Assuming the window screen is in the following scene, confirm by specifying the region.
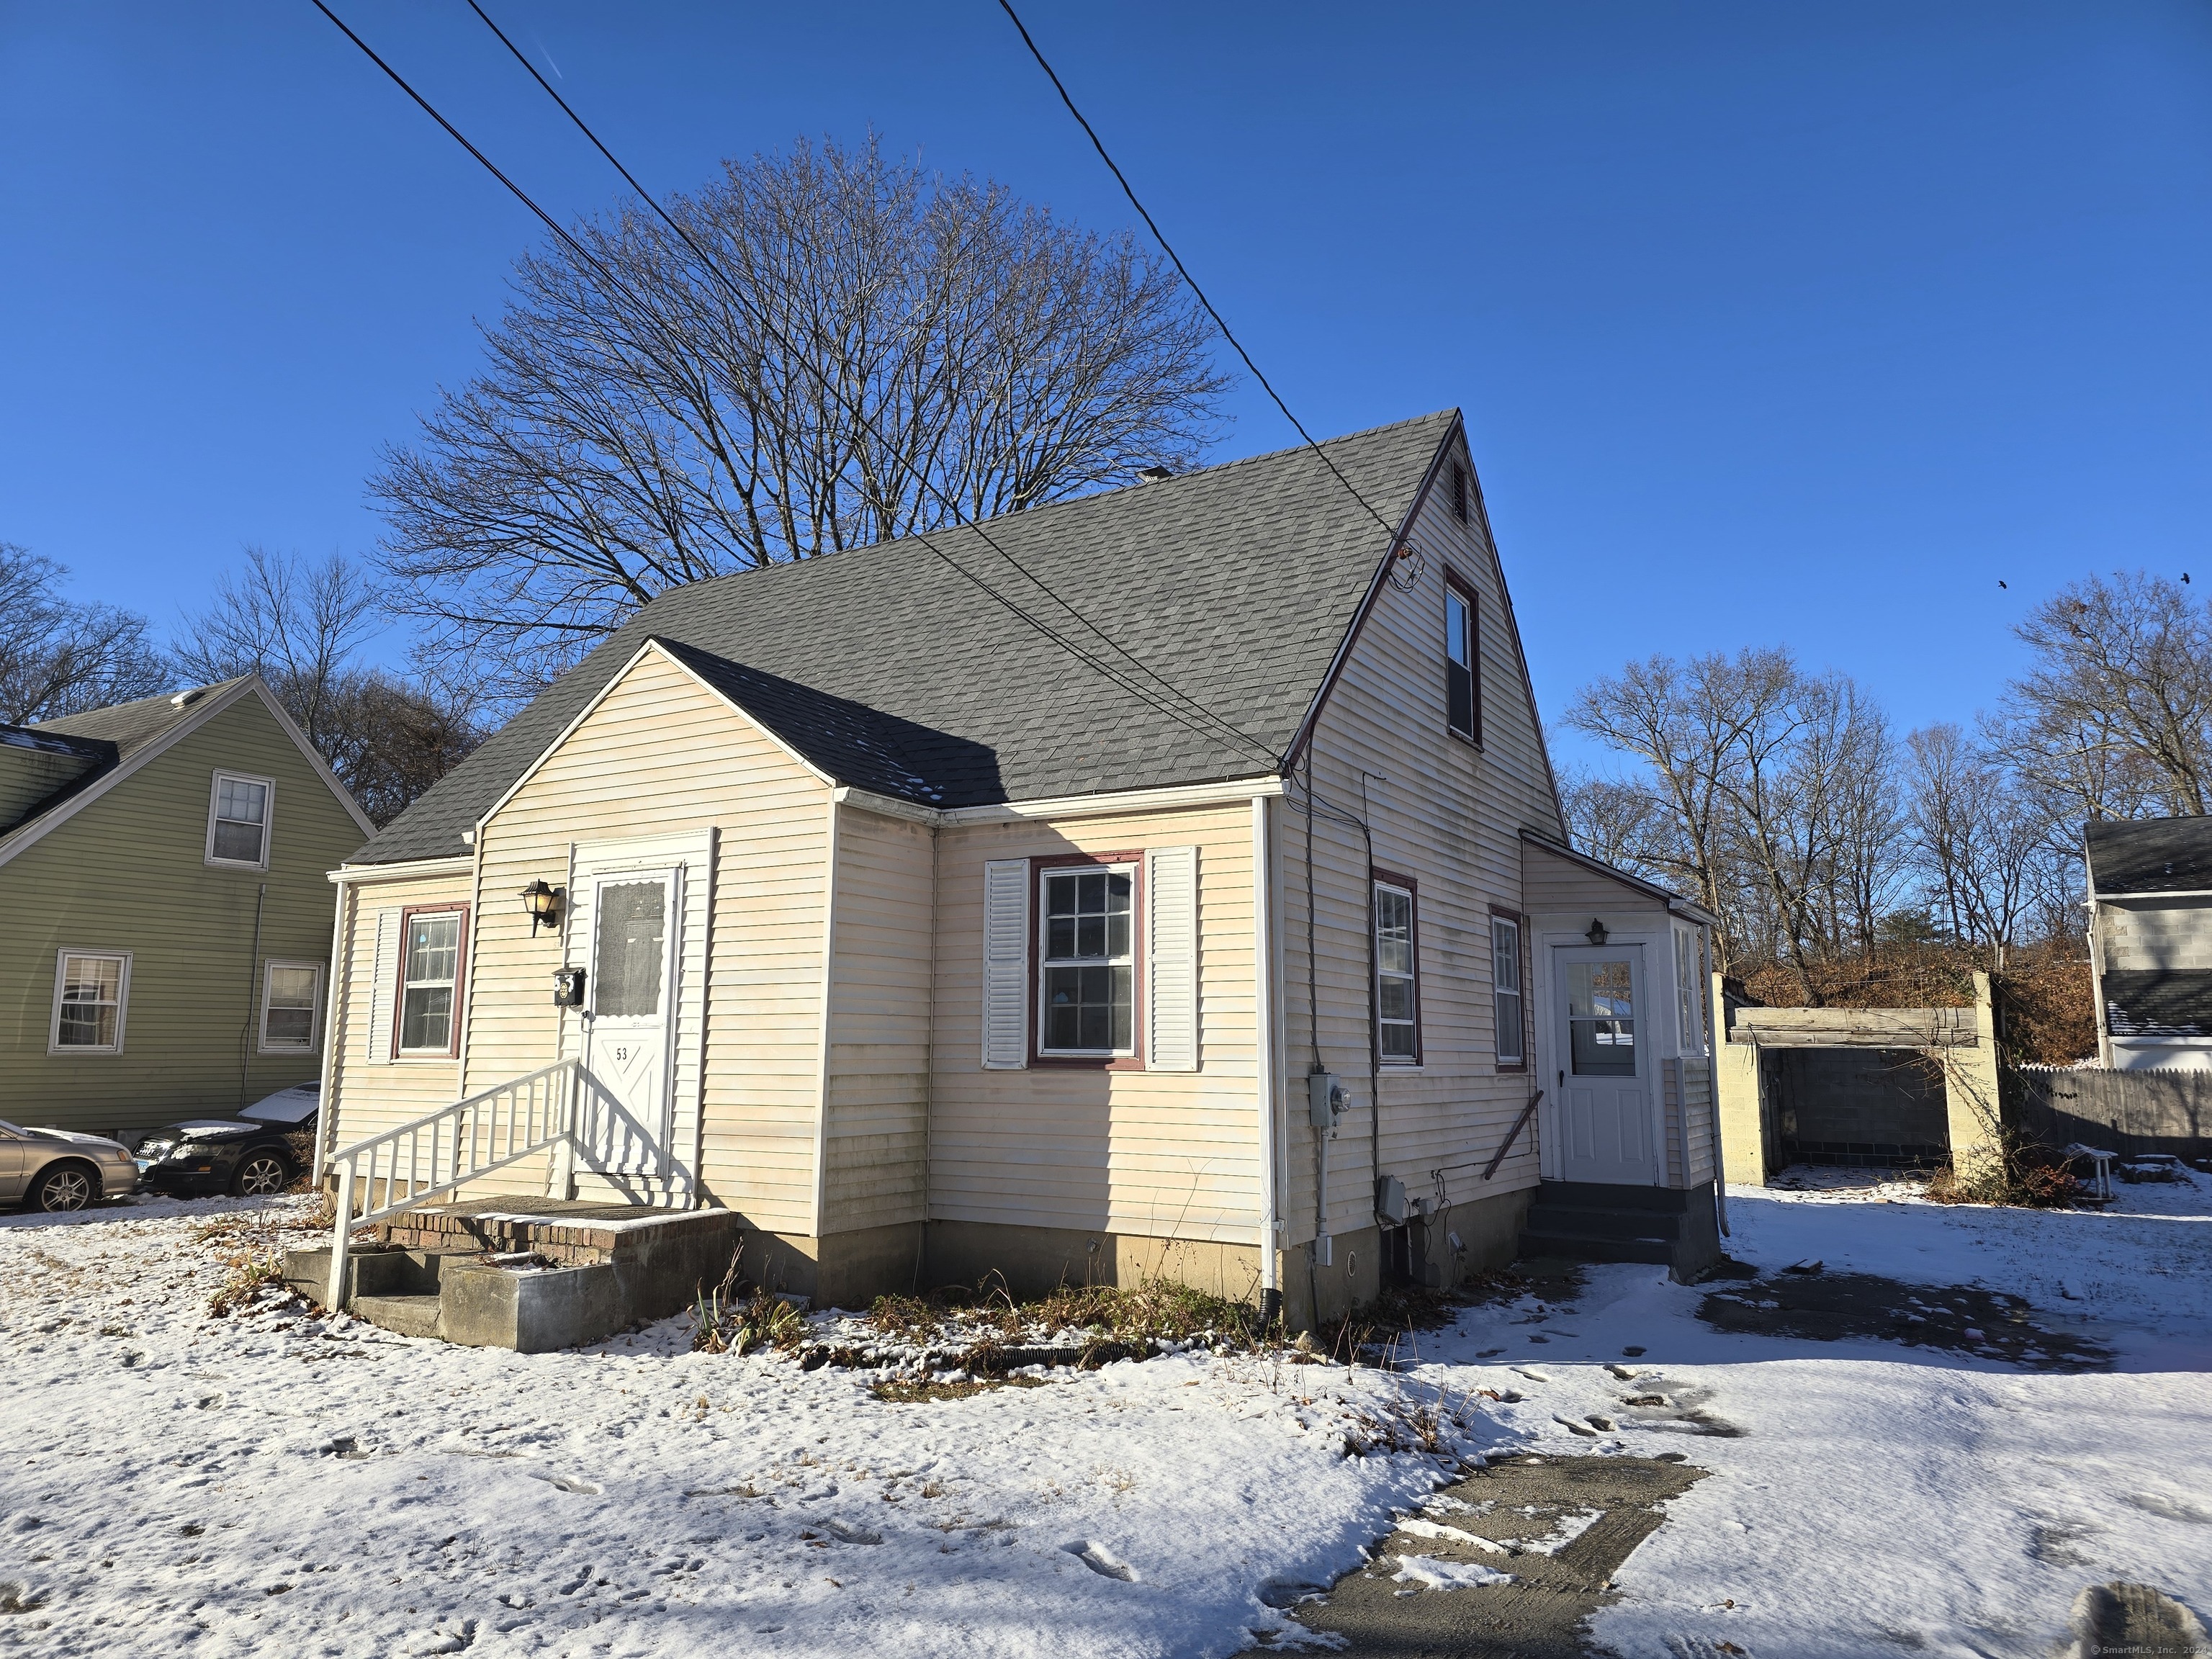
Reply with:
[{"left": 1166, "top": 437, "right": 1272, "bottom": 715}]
[
  {"left": 1567, "top": 959, "right": 1637, "bottom": 1076},
  {"left": 1492, "top": 917, "right": 1524, "bottom": 1066},
  {"left": 211, "top": 775, "right": 269, "bottom": 864},
  {"left": 1375, "top": 884, "right": 1419, "bottom": 1061},
  {"left": 1040, "top": 867, "right": 1133, "bottom": 1053},
  {"left": 593, "top": 881, "right": 668, "bottom": 1018},
  {"left": 399, "top": 912, "right": 462, "bottom": 1053},
  {"left": 263, "top": 963, "right": 320, "bottom": 1051},
  {"left": 1445, "top": 585, "right": 1477, "bottom": 740},
  {"left": 55, "top": 953, "right": 126, "bottom": 1049}
]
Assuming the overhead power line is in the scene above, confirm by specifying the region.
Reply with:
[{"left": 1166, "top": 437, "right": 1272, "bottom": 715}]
[
  {"left": 308, "top": 0, "right": 1278, "bottom": 770},
  {"left": 994, "top": 0, "right": 1403, "bottom": 547}
]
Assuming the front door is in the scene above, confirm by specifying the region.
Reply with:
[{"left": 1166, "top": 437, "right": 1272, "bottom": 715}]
[
  {"left": 1552, "top": 945, "right": 1655, "bottom": 1184},
  {"left": 577, "top": 870, "right": 678, "bottom": 1173}
]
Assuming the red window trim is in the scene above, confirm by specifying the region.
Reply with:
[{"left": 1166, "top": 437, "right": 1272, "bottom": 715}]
[
  {"left": 1489, "top": 904, "right": 1530, "bottom": 1074},
  {"left": 1442, "top": 565, "right": 1481, "bottom": 748},
  {"left": 393, "top": 903, "right": 470, "bottom": 1061},
  {"left": 1372, "top": 867, "right": 1422, "bottom": 1067},
  {"left": 1029, "top": 851, "right": 1146, "bottom": 1071}
]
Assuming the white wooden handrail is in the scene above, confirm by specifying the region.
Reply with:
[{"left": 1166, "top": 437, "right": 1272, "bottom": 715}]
[{"left": 324, "top": 1059, "right": 583, "bottom": 1308}]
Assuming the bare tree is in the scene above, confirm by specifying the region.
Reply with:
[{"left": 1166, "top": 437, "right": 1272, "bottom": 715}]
[
  {"left": 1568, "top": 648, "right": 1902, "bottom": 994},
  {"left": 1558, "top": 767, "right": 1675, "bottom": 878},
  {"left": 178, "top": 548, "right": 482, "bottom": 827},
  {"left": 0, "top": 543, "right": 172, "bottom": 724},
  {"left": 1903, "top": 724, "right": 2072, "bottom": 970},
  {"left": 373, "top": 135, "right": 1231, "bottom": 698},
  {"left": 2002, "top": 571, "right": 2212, "bottom": 819}
]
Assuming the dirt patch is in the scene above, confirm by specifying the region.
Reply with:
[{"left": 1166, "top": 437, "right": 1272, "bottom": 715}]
[
  {"left": 1261, "top": 1452, "right": 1707, "bottom": 1657},
  {"left": 868, "top": 1375, "right": 1051, "bottom": 1404},
  {"left": 1697, "top": 1272, "right": 2112, "bottom": 1370}
]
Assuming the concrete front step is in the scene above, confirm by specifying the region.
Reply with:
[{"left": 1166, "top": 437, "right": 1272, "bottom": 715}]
[
  {"left": 1516, "top": 1229, "right": 1675, "bottom": 1267},
  {"left": 350, "top": 1292, "right": 442, "bottom": 1339},
  {"left": 1523, "top": 1203, "right": 1685, "bottom": 1243},
  {"left": 282, "top": 1201, "right": 745, "bottom": 1354}
]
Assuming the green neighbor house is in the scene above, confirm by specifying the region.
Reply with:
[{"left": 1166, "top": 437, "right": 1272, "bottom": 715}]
[{"left": 0, "top": 676, "right": 373, "bottom": 1141}]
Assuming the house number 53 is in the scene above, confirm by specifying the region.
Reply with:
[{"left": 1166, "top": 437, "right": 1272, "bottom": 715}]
[{"left": 613, "top": 1045, "right": 632, "bottom": 1061}]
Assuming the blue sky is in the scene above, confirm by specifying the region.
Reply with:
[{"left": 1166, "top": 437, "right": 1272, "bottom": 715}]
[{"left": 4, "top": 2, "right": 2208, "bottom": 769}]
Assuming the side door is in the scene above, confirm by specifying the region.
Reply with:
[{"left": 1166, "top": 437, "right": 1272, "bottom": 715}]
[{"left": 1551, "top": 945, "right": 1656, "bottom": 1184}]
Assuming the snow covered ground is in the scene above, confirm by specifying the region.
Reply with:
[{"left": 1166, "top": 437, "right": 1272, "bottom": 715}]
[{"left": 1, "top": 1169, "right": 2207, "bottom": 1658}]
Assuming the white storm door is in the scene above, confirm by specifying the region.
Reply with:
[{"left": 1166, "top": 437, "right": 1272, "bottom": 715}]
[
  {"left": 580, "top": 870, "right": 679, "bottom": 1162},
  {"left": 1552, "top": 945, "right": 1655, "bottom": 1184}
]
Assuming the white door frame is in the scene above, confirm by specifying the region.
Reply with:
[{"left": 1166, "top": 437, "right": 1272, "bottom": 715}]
[
  {"left": 559, "top": 831, "right": 716, "bottom": 1205},
  {"left": 1534, "top": 925, "right": 1668, "bottom": 1185}
]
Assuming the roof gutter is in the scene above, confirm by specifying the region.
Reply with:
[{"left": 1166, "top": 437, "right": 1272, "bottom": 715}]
[{"left": 832, "top": 774, "right": 1283, "bottom": 827}]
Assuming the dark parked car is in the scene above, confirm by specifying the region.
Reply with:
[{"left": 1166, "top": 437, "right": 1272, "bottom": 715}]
[
  {"left": 0, "top": 1122, "right": 140, "bottom": 1211},
  {"left": 135, "top": 1082, "right": 320, "bottom": 1197}
]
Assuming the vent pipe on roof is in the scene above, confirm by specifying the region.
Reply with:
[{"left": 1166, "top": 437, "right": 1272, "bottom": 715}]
[
  {"left": 169, "top": 688, "right": 207, "bottom": 708},
  {"left": 1136, "top": 465, "right": 1173, "bottom": 483}
]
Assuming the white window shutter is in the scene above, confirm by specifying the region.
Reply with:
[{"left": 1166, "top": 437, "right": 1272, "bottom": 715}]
[
  {"left": 366, "top": 908, "right": 397, "bottom": 1065},
  {"left": 1146, "top": 845, "right": 1200, "bottom": 1072},
  {"left": 981, "top": 859, "right": 1030, "bottom": 1069}
]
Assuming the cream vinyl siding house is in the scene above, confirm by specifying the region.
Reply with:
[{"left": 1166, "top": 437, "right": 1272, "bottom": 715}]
[{"left": 318, "top": 410, "right": 1722, "bottom": 1318}]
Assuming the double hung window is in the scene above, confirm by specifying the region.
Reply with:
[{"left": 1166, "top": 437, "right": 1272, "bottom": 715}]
[
  {"left": 397, "top": 909, "right": 465, "bottom": 1057},
  {"left": 1492, "top": 914, "right": 1525, "bottom": 1067},
  {"left": 1039, "top": 866, "right": 1135, "bottom": 1056},
  {"left": 1444, "top": 580, "right": 1478, "bottom": 742},
  {"left": 1374, "top": 878, "right": 1420, "bottom": 1063},
  {"left": 207, "top": 772, "right": 272, "bottom": 867},
  {"left": 261, "top": 961, "right": 323, "bottom": 1053},
  {"left": 51, "top": 951, "right": 130, "bottom": 1053}
]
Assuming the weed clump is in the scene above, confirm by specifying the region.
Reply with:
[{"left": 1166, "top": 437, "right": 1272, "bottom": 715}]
[
  {"left": 207, "top": 1254, "right": 286, "bottom": 1317},
  {"left": 690, "top": 1245, "right": 806, "bottom": 1355},
  {"left": 1925, "top": 1140, "right": 2083, "bottom": 1208}
]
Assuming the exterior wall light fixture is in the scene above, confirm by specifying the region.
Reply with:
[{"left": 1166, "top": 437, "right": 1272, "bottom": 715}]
[
  {"left": 521, "top": 879, "right": 563, "bottom": 935},
  {"left": 1585, "top": 919, "right": 1609, "bottom": 947}
]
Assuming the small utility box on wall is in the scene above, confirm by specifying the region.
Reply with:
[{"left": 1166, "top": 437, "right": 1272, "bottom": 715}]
[{"left": 551, "top": 967, "right": 586, "bottom": 1008}]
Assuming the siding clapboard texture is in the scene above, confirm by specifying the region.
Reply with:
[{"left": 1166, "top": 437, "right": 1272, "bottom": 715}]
[
  {"left": 1277, "top": 436, "right": 1567, "bottom": 1246},
  {"left": 1, "top": 692, "right": 365, "bottom": 1135},
  {"left": 325, "top": 866, "right": 475, "bottom": 1151},
  {"left": 822, "top": 807, "right": 934, "bottom": 1237},
  {"left": 462, "top": 647, "right": 831, "bottom": 1232},
  {"left": 931, "top": 804, "right": 1262, "bottom": 1244}
]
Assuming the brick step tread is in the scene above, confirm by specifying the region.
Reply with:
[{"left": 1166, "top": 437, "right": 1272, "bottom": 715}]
[
  {"left": 349, "top": 1293, "right": 444, "bottom": 1339},
  {"left": 1516, "top": 1230, "right": 1674, "bottom": 1266},
  {"left": 1524, "top": 1205, "right": 1683, "bottom": 1241}
]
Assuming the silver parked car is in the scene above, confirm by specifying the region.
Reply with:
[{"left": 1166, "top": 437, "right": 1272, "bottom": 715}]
[{"left": 0, "top": 1121, "right": 141, "bottom": 1212}]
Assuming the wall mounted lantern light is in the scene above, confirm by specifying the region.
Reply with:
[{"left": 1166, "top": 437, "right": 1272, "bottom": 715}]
[
  {"left": 521, "top": 879, "right": 562, "bottom": 935},
  {"left": 1585, "top": 919, "right": 1609, "bottom": 947}
]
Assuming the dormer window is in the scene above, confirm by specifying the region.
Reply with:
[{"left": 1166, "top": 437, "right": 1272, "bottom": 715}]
[
  {"left": 1444, "top": 577, "right": 1479, "bottom": 742},
  {"left": 206, "top": 772, "right": 273, "bottom": 868}
]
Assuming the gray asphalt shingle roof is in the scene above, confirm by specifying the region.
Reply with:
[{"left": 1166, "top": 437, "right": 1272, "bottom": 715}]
[
  {"left": 353, "top": 411, "right": 1458, "bottom": 866},
  {"left": 2102, "top": 969, "right": 2212, "bottom": 1038},
  {"left": 3, "top": 679, "right": 250, "bottom": 837},
  {"left": 2086, "top": 817, "right": 2212, "bottom": 895}
]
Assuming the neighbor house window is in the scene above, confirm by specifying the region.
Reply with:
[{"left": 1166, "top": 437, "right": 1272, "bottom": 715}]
[
  {"left": 1374, "top": 876, "right": 1420, "bottom": 1063},
  {"left": 1444, "top": 578, "right": 1478, "bottom": 742},
  {"left": 1492, "top": 913, "right": 1525, "bottom": 1068},
  {"left": 1038, "top": 863, "right": 1136, "bottom": 1057},
  {"left": 206, "top": 771, "right": 273, "bottom": 867},
  {"left": 396, "top": 908, "right": 467, "bottom": 1057},
  {"left": 50, "top": 950, "right": 130, "bottom": 1053},
  {"left": 260, "top": 961, "right": 323, "bottom": 1054}
]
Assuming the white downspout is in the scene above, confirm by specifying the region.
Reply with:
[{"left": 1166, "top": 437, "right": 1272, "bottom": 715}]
[
  {"left": 1252, "top": 794, "right": 1280, "bottom": 1322},
  {"left": 311, "top": 874, "right": 349, "bottom": 1187},
  {"left": 809, "top": 795, "right": 842, "bottom": 1242}
]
